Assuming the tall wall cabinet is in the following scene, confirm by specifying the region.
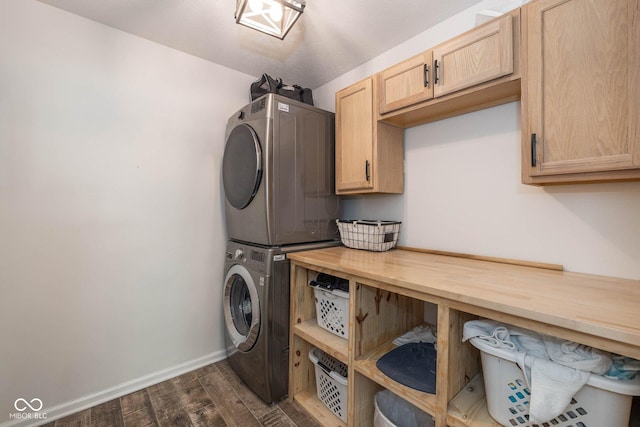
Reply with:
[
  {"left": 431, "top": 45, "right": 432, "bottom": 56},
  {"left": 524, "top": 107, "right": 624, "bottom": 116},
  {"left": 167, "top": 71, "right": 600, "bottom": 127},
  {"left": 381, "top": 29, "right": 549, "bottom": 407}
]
[
  {"left": 521, "top": 0, "right": 640, "bottom": 184},
  {"left": 335, "top": 77, "right": 404, "bottom": 194}
]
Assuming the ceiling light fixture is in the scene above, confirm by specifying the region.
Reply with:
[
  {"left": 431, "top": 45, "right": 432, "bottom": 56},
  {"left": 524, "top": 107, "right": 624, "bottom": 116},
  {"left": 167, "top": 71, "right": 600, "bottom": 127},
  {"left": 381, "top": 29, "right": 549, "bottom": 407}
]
[{"left": 235, "top": 0, "right": 305, "bottom": 40}]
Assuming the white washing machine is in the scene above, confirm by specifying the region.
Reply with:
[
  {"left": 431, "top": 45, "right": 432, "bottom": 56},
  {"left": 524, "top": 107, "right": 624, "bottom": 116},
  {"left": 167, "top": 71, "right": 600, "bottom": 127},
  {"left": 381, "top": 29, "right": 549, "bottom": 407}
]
[
  {"left": 222, "top": 239, "right": 339, "bottom": 403},
  {"left": 222, "top": 94, "right": 341, "bottom": 246}
]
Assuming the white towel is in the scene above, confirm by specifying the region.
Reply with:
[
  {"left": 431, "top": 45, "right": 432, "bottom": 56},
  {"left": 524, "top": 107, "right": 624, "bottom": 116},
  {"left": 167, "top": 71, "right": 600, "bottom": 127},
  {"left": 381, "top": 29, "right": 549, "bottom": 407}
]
[
  {"left": 515, "top": 352, "right": 590, "bottom": 424},
  {"left": 393, "top": 324, "right": 436, "bottom": 346},
  {"left": 542, "top": 334, "right": 612, "bottom": 375},
  {"left": 463, "top": 319, "right": 513, "bottom": 349},
  {"left": 464, "top": 320, "right": 613, "bottom": 424}
]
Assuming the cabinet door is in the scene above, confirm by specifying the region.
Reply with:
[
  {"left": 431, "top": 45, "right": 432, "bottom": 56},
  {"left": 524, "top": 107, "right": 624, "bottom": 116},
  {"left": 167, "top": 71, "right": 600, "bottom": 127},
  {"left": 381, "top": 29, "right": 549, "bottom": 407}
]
[
  {"left": 336, "top": 78, "right": 374, "bottom": 192},
  {"left": 523, "top": 0, "right": 640, "bottom": 181},
  {"left": 378, "top": 51, "right": 434, "bottom": 114},
  {"left": 433, "top": 14, "right": 514, "bottom": 98}
]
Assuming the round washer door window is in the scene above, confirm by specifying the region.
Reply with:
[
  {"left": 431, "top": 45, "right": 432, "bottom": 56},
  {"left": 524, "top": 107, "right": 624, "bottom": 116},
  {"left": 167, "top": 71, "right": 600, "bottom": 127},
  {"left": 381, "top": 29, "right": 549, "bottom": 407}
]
[
  {"left": 222, "top": 124, "right": 262, "bottom": 210},
  {"left": 223, "top": 264, "right": 260, "bottom": 352}
]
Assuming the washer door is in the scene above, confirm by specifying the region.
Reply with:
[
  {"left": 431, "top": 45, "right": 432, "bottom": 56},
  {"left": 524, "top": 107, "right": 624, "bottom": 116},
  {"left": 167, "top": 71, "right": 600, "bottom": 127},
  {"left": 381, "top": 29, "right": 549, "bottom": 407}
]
[
  {"left": 223, "top": 264, "right": 260, "bottom": 352},
  {"left": 222, "top": 124, "right": 262, "bottom": 210}
]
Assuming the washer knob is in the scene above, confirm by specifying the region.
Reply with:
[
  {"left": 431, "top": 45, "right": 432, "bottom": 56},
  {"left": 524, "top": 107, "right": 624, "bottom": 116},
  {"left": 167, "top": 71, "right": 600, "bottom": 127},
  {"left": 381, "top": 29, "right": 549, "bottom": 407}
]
[{"left": 234, "top": 248, "right": 244, "bottom": 260}]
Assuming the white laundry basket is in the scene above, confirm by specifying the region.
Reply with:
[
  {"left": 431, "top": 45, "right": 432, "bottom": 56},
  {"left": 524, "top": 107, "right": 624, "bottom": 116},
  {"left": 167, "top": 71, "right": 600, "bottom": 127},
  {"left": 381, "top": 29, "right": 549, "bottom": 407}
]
[
  {"left": 470, "top": 337, "right": 640, "bottom": 427},
  {"left": 374, "top": 390, "right": 435, "bottom": 427},
  {"left": 309, "top": 347, "right": 349, "bottom": 422},
  {"left": 311, "top": 286, "right": 349, "bottom": 339}
]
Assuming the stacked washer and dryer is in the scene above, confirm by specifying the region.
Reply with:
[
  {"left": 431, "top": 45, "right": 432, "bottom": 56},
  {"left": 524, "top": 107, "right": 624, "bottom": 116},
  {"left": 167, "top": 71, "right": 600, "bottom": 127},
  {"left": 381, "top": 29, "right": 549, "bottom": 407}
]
[{"left": 221, "top": 94, "right": 341, "bottom": 403}]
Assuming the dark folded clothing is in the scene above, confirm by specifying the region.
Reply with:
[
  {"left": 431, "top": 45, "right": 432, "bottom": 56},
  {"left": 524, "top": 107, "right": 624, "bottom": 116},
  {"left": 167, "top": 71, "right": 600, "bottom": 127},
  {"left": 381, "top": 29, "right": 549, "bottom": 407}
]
[{"left": 309, "top": 273, "right": 349, "bottom": 293}]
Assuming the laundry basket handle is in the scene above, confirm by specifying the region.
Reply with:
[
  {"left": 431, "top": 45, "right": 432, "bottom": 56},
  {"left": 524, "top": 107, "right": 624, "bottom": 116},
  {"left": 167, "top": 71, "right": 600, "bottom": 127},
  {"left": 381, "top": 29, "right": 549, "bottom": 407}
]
[{"left": 317, "top": 360, "right": 332, "bottom": 374}]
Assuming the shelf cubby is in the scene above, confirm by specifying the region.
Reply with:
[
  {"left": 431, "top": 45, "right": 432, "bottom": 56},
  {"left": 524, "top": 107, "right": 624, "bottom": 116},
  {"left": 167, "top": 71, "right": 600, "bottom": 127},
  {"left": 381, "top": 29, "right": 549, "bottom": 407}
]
[{"left": 353, "top": 339, "right": 437, "bottom": 417}]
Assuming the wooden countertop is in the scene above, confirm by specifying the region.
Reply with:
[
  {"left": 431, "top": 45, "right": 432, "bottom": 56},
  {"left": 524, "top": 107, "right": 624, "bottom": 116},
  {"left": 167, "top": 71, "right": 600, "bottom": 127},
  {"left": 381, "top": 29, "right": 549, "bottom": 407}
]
[{"left": 288, "top": 246, "right": 640, "bottom": 359}]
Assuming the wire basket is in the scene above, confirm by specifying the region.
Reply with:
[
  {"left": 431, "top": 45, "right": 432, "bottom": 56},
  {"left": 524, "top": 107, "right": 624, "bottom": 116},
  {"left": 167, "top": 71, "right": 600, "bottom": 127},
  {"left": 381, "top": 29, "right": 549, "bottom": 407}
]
[
  {"left": 336, "top": 220, "right": 401, "bottom": 252},
  {"left": 308, "top": 347, "right": 349, "bottom": 422}
]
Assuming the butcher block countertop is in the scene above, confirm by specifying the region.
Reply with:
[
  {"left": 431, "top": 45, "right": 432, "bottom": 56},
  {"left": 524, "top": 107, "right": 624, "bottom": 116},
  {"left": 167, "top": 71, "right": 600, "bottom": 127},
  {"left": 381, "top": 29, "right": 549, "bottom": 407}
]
[{"left": 288, "top": 246, "right": 640, "bottom": 359}]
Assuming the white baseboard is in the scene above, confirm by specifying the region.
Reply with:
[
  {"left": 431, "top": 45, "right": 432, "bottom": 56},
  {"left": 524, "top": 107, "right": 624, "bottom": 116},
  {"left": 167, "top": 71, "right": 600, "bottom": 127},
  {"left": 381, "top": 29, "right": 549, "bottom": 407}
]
[{"left": 1, "top": 350, "right": 227, "bottom": 427}]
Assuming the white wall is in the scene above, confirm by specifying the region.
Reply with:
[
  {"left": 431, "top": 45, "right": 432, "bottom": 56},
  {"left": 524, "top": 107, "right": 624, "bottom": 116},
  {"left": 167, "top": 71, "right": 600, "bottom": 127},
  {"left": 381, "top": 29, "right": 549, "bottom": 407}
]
[
  {"left": 1, "top": 0, "right": 638, "bottom": 422},
  {"left": 314, "top": 0, "right": 640, "bottom": 280},
  {"left": 0, "top": 1, "right": 254, "bottom": 423}
]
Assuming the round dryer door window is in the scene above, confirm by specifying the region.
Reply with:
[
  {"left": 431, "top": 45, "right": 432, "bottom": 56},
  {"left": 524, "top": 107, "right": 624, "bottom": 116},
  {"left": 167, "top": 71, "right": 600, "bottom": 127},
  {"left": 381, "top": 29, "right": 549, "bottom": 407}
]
[
  {"left": 222, "top": 124, "right": 262, "bottom": 210},
  {"left": 223, "top": 264, "right": 260, "bottom": 352}
]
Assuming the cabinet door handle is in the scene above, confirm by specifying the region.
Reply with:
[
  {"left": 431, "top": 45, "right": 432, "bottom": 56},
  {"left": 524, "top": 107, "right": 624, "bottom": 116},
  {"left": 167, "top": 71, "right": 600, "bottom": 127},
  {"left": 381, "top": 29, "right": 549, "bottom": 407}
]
[
  {"left": 365, "top": 160, "right": 370, "bottom": 181},
  {"left": 531, "top": 133, "right": 537, "bottom": 167},
  {"left": 434, "top": 59, "right": 440, "bottom": 85},
  {"left": 423, "top": 63, "right": 429, "bottom": 87}
]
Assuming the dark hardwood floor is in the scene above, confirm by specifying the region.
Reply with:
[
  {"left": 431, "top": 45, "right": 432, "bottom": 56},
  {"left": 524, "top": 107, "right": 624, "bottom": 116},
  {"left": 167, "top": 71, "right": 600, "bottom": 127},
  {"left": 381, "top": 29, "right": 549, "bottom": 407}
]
[
  {"left": 41, "top": 359, "right": 320, "bottom": 427},
  {"left": 38, "top": 358, "right": 640, "bottom": 427}
]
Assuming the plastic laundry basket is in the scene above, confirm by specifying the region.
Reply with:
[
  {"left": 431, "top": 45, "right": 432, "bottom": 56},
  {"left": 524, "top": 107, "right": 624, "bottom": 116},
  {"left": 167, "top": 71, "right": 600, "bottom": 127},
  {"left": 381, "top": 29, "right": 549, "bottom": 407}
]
[
  {"left": 374, "top": 390, "right": 435, "bottom": 427},
  {"left": 309, "top": 347, "right": 349, "bottom": 422},
  {"left": 311, "top": 285, "right": 349, "bottom": 339},
  {"left": 470, "top": 336, "right": 640, "bottom": 427}
]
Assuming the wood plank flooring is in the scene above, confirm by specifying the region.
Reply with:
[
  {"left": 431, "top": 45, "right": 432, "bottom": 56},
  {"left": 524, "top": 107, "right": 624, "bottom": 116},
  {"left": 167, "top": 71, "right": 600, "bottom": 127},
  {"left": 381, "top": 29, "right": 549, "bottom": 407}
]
[
  {"left": 41, "top": 359, "right": 321, "bottom": 427},
  {"left": 36, "top": 358, "right": 640, "bottom": 427}
]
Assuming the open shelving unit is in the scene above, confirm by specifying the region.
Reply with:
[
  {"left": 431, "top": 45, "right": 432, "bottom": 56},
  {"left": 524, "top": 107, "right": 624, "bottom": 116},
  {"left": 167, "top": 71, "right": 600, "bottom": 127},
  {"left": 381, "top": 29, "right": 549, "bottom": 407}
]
[
  {"left": 288, "top": 258, "right": 481, "bottom": 427},
  {"left": 287, "top": 246, "right": 640, "bottom": 427}
]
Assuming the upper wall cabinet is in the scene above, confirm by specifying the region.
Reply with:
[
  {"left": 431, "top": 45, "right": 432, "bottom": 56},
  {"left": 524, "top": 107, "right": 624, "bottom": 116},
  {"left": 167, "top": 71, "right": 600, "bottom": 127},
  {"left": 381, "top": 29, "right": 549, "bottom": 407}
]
[
  {"left": 378, "top": 10, "right": 521, "bottom": 127},
  {"left": 336, "top": 11, "right": 521, "bottom": 195},
  {"left": 336, "top": 77, "right": 404, "bottom": 195},
  {"left": 433, "top": 14, "right": 514, "bottom": 98},
  {"left": 521, "top": 0, "right": 640, "bottom": 184},
  {"left": 378, "top": 51, "right": 434, "bottom": 114}
]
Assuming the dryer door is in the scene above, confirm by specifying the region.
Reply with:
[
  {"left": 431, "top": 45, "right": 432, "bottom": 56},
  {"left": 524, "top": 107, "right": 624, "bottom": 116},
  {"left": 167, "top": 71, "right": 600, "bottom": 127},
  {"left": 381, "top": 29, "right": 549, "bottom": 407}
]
[
  {"left": 222, "top": 124, "right": 262, "bottom": 210},
  {"left": 223, "top": 264, "right": 260, "bottom": 352}
]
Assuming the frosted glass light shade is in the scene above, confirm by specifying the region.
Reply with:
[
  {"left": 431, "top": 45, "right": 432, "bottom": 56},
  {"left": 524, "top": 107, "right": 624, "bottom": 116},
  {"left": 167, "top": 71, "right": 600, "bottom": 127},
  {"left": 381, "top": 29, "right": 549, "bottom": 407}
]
[{"left": 235, "top": 0, "right": 305, "bottom": 39}]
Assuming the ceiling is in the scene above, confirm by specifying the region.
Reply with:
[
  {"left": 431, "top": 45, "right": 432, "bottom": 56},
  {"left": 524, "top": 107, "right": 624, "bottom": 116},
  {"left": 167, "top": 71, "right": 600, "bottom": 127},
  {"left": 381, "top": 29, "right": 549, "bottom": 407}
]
[{"left": 37, "top": 0, "right": 487, "bottom": 89}]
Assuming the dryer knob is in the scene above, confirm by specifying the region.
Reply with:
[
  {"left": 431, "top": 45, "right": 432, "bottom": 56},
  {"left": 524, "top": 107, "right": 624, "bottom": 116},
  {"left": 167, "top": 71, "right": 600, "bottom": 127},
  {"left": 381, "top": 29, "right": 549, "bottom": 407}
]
[{"left": 234, "top": 248, "right": 244, "bottom": 260}]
